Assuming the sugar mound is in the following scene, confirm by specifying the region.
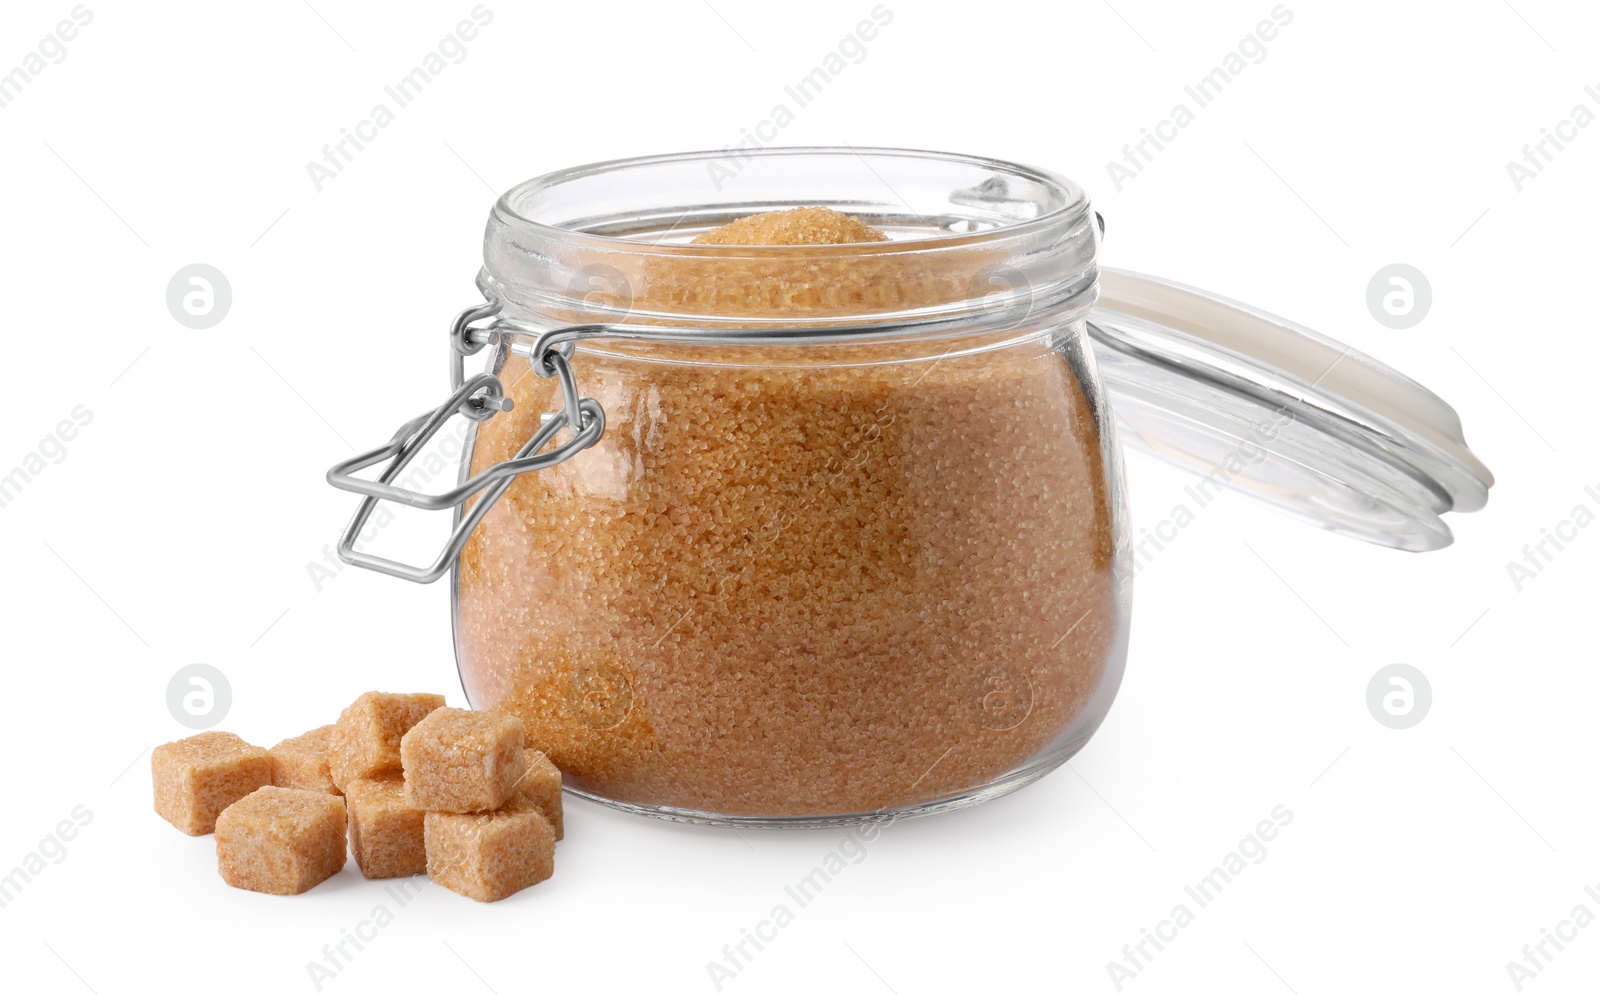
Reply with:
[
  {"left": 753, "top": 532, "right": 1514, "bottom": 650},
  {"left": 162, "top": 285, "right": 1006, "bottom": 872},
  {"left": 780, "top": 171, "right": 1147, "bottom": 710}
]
[{"left": 692, "top": 206, "right": 889, "bottom": 246}]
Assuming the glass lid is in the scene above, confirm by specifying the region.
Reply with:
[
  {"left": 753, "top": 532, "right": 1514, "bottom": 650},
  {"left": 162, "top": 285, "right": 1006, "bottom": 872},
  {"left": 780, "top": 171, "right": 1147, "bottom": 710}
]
[{"left": 1088, "top": 268, "right": 1493, "bottom": 552}]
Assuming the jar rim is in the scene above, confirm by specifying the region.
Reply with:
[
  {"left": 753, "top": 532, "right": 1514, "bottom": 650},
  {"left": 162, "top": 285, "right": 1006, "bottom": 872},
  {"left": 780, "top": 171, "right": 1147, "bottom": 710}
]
[
  {"left": 480, "top": 146, "right": 1102, "bottom": 331},
  {"left": 489, "top": 146, "right": 1093, "bottom": 257}
]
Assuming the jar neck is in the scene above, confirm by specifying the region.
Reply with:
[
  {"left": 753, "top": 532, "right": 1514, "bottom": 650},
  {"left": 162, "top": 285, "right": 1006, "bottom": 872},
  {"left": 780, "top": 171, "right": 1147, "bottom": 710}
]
[{"left": 479, "top": 147, "right": 1101, "bottom": 341}]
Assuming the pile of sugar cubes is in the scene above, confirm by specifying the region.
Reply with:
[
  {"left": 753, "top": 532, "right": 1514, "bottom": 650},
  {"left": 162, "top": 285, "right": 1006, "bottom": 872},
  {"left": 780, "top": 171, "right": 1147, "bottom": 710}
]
[{"left": 151, "top": 691, "right": 562, "bottom": 902}]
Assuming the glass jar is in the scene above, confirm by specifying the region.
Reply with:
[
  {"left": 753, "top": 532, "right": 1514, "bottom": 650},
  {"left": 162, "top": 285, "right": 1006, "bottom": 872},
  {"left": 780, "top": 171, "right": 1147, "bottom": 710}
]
[{"left": 328, "top": 148, "right": 1491, "bottom": 827}]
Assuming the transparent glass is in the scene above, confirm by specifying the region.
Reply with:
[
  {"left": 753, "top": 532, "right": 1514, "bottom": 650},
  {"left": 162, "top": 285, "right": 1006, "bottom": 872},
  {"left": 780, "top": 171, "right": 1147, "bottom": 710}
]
[{"left": 451, "top": 148, "right": 1132, "bottom": 826}]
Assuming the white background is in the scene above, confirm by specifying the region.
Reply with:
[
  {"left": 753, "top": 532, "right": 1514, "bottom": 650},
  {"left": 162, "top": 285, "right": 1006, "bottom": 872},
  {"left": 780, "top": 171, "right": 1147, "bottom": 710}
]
[{"left": 1, "top": 1, "right": 1596, "bottom": 993}]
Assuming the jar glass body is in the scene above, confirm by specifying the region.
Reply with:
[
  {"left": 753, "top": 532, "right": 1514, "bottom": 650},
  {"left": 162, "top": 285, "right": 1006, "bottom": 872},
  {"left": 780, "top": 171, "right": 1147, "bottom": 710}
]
[{"left": 450, "top": 149, "right": 1132, "bottom": 825}]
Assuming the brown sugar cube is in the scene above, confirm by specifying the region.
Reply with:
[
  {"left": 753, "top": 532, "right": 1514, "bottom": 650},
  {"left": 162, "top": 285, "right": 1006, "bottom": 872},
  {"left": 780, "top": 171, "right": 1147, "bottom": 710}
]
[
  {"left": 401, "top": 707, "right": 525, "bottom": 813},
  {"left": 328, "top": 692, "right": 445, "bottom": 791},
  {"left": 513, "top": 750, "right": 564, "bottom": 841},
  {"left": 345, "top": 776, "right": 426, "bottom": 879},
  {"left": 424, "top": 798, "right": 554, "bottom": 902},
  {"left": 215, "top": 786, "right": 346, "bottom": 895},
  {"left": 270, "top": 725, "right": 338, "bottom": 794},
  {"left": 152, "top": 731, "right": 274, "bottom": 836}
]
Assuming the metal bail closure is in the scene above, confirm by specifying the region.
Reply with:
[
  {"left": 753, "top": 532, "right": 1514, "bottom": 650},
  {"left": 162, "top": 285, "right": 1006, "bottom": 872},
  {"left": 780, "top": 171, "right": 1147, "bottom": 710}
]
[{"left": 327, "top": 305, "right": 606, "bottom": 584}]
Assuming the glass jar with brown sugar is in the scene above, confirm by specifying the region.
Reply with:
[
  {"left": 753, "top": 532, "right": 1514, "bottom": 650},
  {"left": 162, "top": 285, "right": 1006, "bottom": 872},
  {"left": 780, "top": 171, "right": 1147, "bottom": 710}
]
[{"left": 329, "top": 148, "right": 1492, "bottom": 826}]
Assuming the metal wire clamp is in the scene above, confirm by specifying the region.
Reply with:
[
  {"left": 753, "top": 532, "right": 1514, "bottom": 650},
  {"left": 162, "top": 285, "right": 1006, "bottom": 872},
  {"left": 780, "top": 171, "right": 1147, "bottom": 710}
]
[{"left": 326, "top": 301, "right": 605, "bottom": 584}]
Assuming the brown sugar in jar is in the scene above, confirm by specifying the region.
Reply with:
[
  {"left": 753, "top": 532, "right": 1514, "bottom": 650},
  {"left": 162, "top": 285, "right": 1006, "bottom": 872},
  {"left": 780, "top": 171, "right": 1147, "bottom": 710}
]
[
  {"left": 447, "top": 152, "right": 1131, "bottom": 825},
  {"left": 457, "top": 340, "right": 1118, "bottom": 816},
  {"left": 330, "top": 149, "right": 1494, "bottom": 825}
]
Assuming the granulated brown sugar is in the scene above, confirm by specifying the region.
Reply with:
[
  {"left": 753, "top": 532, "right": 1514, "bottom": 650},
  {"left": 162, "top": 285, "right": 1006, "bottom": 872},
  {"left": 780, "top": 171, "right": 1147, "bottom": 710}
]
[
  {"left": 690, "top": 206, "right": 889, "bottom": 246},
  {"left": 620, "top": 209, "right": 1002, "bottom": 321},
  {"left": 456, "top": 208, "right": 1117, "bottom": 817}
]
